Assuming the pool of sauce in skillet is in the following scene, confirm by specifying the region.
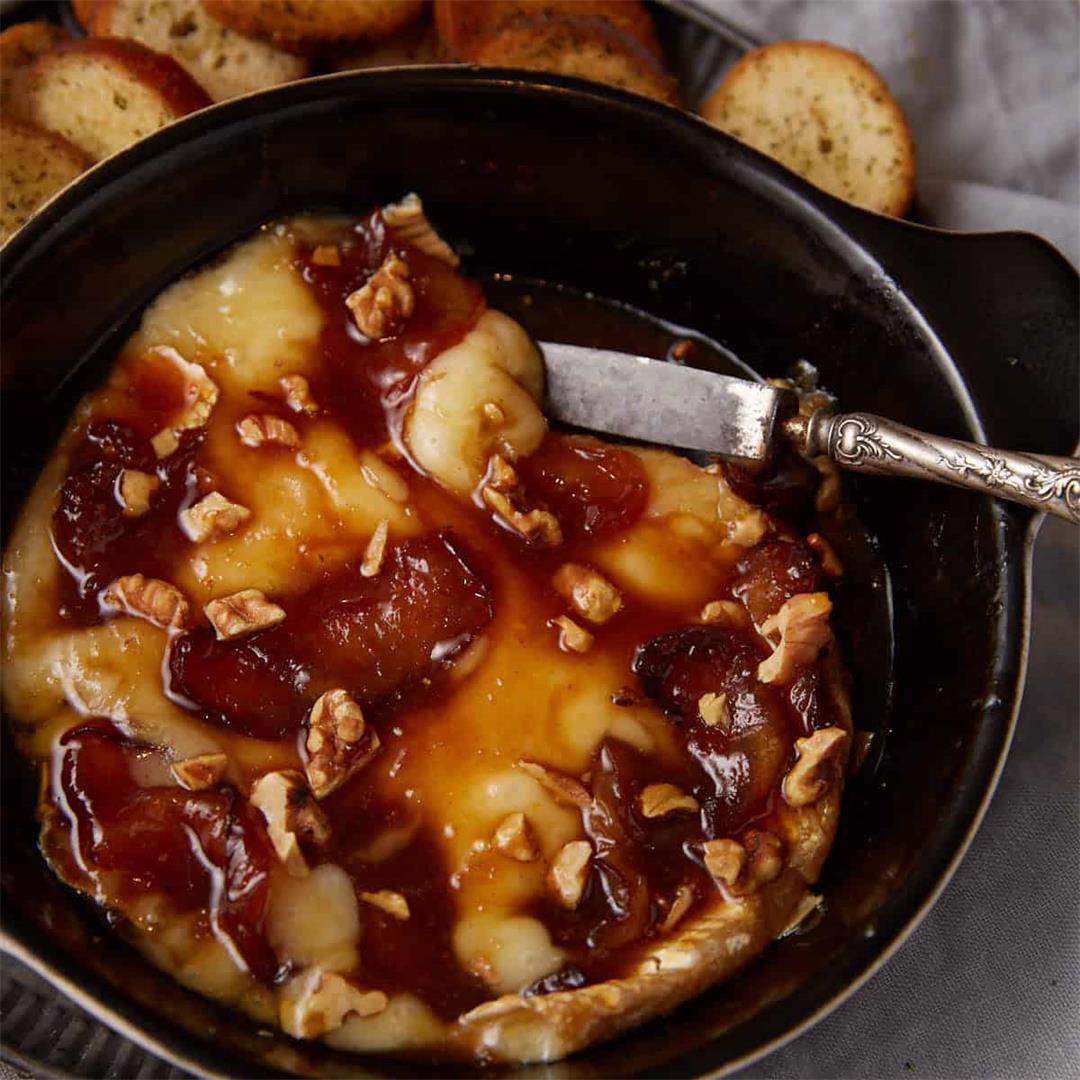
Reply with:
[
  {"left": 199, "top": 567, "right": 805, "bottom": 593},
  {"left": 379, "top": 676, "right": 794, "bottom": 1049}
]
[{"left": 40, "top": 214, "right": 892, "bottom": 1020}]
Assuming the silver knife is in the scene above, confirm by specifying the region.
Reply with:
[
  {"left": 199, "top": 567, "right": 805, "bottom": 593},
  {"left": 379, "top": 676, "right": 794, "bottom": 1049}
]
[{"left": 540, "top": 341, "right": 1080, "bottom": 523}]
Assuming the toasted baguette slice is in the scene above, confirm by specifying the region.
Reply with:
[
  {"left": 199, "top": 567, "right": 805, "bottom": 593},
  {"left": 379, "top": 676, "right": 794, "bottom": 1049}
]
[
  {"left": 201, "top": 0, "right": 424, "bottom": 52},
  {"left": 330, "top": 22, "right": 437, "bottom": 73},
  {"left": 75, "top": 0, "right": 308, "bottom": 101},
  {"left": 471, "top": 14, "right": 678, "bottom": 106},
  {"left": 434, "top": 1, "right": 661, "bottom": 61},
  {"left": 0, "top": 21, "right": 70, "bottom": 119},
  {"left": 24, "top": 38, "right": 211, "bottom": 163},
  {"left": 1, "top": 118, "right": 89, "bottom": 243},
  {"left": 701, "top": 41, "right": 915, "bottom": 217}
]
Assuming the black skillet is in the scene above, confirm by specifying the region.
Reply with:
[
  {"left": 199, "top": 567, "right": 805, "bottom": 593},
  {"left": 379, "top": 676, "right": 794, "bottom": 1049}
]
[{"left": 1, "top": 70, "right": 1077, "bottom": 1078}]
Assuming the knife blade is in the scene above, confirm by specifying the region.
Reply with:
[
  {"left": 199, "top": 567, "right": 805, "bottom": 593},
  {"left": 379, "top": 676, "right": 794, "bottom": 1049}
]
[{"left": 539, "top": 341, "right": 793, "bottom": 464}]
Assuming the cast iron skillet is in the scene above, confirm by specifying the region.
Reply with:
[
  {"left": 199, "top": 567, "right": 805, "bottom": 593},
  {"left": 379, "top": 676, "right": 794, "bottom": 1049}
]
[{"left": 1, "top": 70, "right": 1077, "bottom": 1078}]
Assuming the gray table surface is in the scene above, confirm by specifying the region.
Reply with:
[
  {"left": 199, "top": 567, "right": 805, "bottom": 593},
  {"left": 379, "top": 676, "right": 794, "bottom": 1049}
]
[{"left": 2, "top": 2, "right": 1077, "bottom": 1079}]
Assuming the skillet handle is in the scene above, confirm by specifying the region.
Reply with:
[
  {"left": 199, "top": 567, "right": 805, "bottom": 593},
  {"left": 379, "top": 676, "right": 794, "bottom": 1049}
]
[{"left": 788, "top": 411, "right": 1080, "bottom": 522}]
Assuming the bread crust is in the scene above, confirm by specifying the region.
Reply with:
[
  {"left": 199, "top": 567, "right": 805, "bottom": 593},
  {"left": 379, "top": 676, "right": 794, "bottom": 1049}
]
[
  {"left": 700, "top": 40, "right": 915, "bottom": 217},
  {"left": 434, "top": 1, "right": 661, "bottom": 61},
  {"left": 471, "top": 14, "right": 678, "bottom": 107},
  {"left": 201, "top": 0, "right": 424, "bottom": 53},
  {"left": 78, "top": 0, "right": 309, "bottom": 102},
  {"left": 0, "top": 21, "right": 69, "bottom": 120}
]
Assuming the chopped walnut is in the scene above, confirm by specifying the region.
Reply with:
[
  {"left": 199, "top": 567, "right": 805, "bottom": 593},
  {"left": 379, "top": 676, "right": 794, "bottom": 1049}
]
[
  {"left": 481, "top": 401, "right": 506, "bottom": 426},
  {"left": 807, "top": 533, "right": 844, "bottom": 577},
  {"left": 100, "top": 574, "right": 188, "bottom": 629},
  {"left": 516, "top": 761, "right": 591, "bottom": 807},
  {"left": 493, "top": 812, "right": 539, "bottom": 862},
  {"left": 780, "top": 892, "right": 823, "bottom": 937},
  {"left": 250, "top": 770, "right": 330, "bottom": 877},
  {"left": 346, "top": 252, "right": 415, "bottom": 340},
  {"left": 381, "top": 193, "right": 460, "bottom": 267},
  {"left": 485, "top": 452, "right": 519, "bottom": 492},
  {"left": 280, "top": 968, "right": 388, "bottom": 1039},
  {"left": 280, "top": 373, "right": 319, "bottom": 415},
  {"left": 551, "top": 563, "right": 622, "bottom": 625},
  {"left": 171, "top": 752, "right": 227, "bottom": 791},
  {"left": 551, "top": 615, "right": 594, "bottom": 654},
  {"left": 304, "top": 689, "right": 380, "bottom": 799},
  {"left": 781, "top": 727, "right": 849, "bottom": 808},
  {"left": 481, "top": 486, "right": 562, "bottom": 546},
  {"left": 360, "top": 519, "right": 389, "bottom": 578},
  {"left": 204, "top": 588, "right": 285, "bottom": 640},
  {"left": 179, "top": 491, "right": 251, "bottom": 542},
  {"left": 548, "top": 840, "right": 592, "bottom": 909},
  {"left": 743, "top": 830, "right": 784, "bottom": 889},
  {"left": 659, "top": 884, "right": 695, "bottom": 933},
  {"left": 237, "top": 413, "right": 301, "bottom": 449},
  {"left": 151, "top": 427, "right": 180, "bottom": 459},
  {"left": 311, "top": 243, "right": 341, "bottom": 267},
  {"left": 359, "top": 889, "right": 410, "bottom": 920},
  {"left": 757, "top": 592, "right": 833, "bottom": 685},
  {"left": 698, "top": 599, "right": 746, "bottom": 627},
  {"left": 116, "top": 469, "right": 160, "bottom": 517},
  {"left": 698, "top": 691, "right": 730, "bottom": 731},
  {"left": 639, "top": 783, "right": 699, "bottom": 819},
  {"left": 702, "top": 838, "right": 746, "bottom": 888}
]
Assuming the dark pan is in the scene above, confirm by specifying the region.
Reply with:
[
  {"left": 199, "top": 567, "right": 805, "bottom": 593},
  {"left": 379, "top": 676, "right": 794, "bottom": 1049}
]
[{"left": 2, "top": 70, "right": 1077, "bottom": 1078}]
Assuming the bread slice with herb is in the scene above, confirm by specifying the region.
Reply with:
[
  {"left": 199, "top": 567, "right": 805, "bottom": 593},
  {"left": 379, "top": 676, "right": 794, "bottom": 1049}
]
[
  {"left": 434, "top": 1, "right": 661, "bottom": 61},
  {"left": 700, "top": 40, "right": 915, "bottom": 216},
  {"left": 1, "top": 118, "right": 89, "bottom": 242},
  {"left": 0, "top": 21, "right": 70, "bottom": 120},
  {"left": 23, "top": 38, "right": 211, "bottom": 163},
  {"left": 201, "top": 0, "right": 424, "bottom": 53},
  {"left": 73, "top": 0, "right": 308, "bottom": 101},
  {"left": 471, "top": 14, "right": 678, "bottom": 106}
]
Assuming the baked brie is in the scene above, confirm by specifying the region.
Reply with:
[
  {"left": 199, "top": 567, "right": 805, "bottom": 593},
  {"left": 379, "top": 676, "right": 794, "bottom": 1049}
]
[{"left": 1, "top": 197, "right": 851, "bottom": 1064}]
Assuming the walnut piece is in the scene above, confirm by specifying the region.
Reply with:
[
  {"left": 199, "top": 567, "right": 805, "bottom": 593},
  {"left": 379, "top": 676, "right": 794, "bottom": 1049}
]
[
  {"left": 249, "top": 770, "right": 329, "bottom": 878},
  {"left": 481, "top": 485, "right": 562, "bottom": 546},
  {"left": 781, "top": 726, "right": 849, "bottom": 808},
  {"left": 171, "top": 752, "right": 227, "bottom": 791},
  {"left": 551, "top": 615, "right": 594, "bottom": 654},
  {"left": 381, "top": 193, "right": 460, "bottom": 267},
  {"left": 360, "top": 519, "right": 389, "bottom": 578},
  {"left": 116, "top": 469, "right": 160, "bottom": 517},
  {"left": 757, "top": 592, "right": 833, "bottom": 685},
  {"left": 346, "top": 252, "right": 415, "bottom": 340},
  {"left": 658, "top": 884, "right": 695, "bottom": 934},
  {"left": 280, "top": 968, "right": 388, "bottom": 1039},
  {"left": 237, "top": 413, "right": 301, "bottom": 449},
  {"left": 493, "top": 812, "right": 540, "bottom": 862},
  {"left": 639, "top": 783, "right": 699, "bottom": 819},
  {"left": 280, "top": 373, "right": 319, "bottom": 415},
  {"left": 304, "top": 689, "right": 380, "bottom": 799},
  {"left": 698, "top": 691, "right": 730, "bottom": 731},
  {"left": 743, "top": 829, "right": 784, "bottom": 889},
  {"left": 517, "top": 761, "right": 591, "bottom": 808},
  {"left": 204, "top": 588, "right": 285, "bottom": 640},
  {"left": 359, "top": 889, "right": 411, "bottom": 920},
  {"left": 179, "top": 491, "right": 251, "bottom": 542},
  {"left": 548, "top": 840, "right": 592, "bottom": 909},
  {"left": 807, "top": 532, "right": 844, "bottom": 577},
  {"left": 149, "top": 351, "right": 219, "bottom": 457},
  {"left": 698, "top": 599, "right": 746, "bottom": 627},
  {"left": 551, "top": 563, "right": 622, "bottom": 624},
  {"left": 481, "top": 401, "right": 506, "bottom": 425},
  {"left": 702, "top": 838, "right": 746, "bottom": 888},
  {"left": 310, "top": 243, "right": 341, "bottom": 267},
  {"left": 100, "top": 574, "right": 189, "bottom": 630}
]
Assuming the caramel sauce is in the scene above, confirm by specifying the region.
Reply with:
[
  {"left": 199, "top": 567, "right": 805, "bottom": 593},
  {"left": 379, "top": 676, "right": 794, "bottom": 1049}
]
[{"left": 23, "top": 210, "right": 842, "bottom": 1027}]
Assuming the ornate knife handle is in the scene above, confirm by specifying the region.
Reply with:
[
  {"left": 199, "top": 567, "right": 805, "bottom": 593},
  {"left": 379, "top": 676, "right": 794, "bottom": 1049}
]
[{"left": 789, "top": 410, "right": 1080, "bottom": 523}]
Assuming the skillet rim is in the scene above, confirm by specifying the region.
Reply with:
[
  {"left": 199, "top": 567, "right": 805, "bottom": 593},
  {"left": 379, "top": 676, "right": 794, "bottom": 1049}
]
[{"left": 0, "top": 66, "right": 1070, "bottom": 1079}]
